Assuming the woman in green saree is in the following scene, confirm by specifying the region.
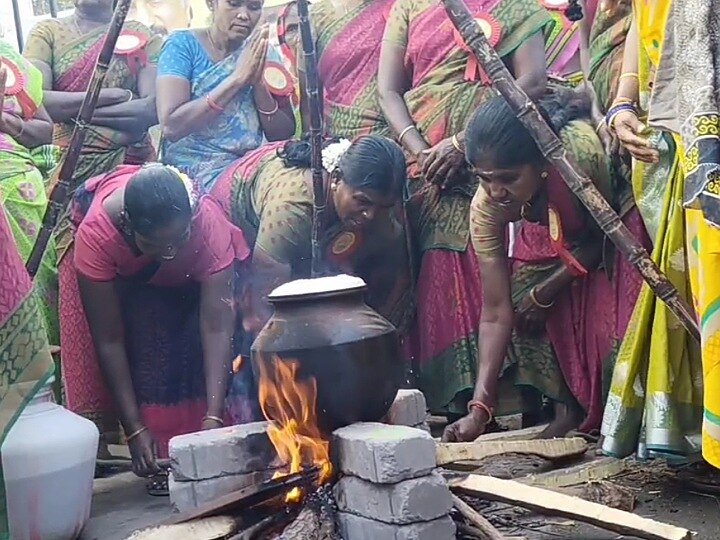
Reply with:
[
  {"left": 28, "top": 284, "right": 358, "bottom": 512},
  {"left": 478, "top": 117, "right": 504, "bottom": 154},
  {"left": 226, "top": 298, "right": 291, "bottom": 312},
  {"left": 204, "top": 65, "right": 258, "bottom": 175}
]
[
  {"left": 378, "top": 0, "right": 550, "bottom": 417},
  {"left": 0, "top": 40, "right": 59, "bottom": 347},
  {"left": 23, "top": 0, "right": 161, "bottom": 189}
]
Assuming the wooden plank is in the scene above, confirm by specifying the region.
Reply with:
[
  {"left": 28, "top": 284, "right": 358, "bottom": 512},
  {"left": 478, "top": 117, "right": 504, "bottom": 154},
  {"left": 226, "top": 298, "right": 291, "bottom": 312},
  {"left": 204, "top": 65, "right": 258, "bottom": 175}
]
[
  {"left": 518, "top": 457, "right": 627, "bottom": 489},
  {"left": 436, "top": 437, "right": 588, "bottom": 466},
  {"left": 451, "top": 475, "right": 692, "bottom": 540},
  {"left": 128, "top": 516, "right": 239, "bottom": 540},
  {"left": 474, "top": 425, "right": 549, "bottom": 442}
]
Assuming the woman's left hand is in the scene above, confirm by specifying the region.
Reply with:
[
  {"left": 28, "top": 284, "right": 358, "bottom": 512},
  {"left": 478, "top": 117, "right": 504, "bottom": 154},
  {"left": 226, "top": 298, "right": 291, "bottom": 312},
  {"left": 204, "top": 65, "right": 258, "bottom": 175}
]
[
  {"left": 251, "top": 25, "right": 270, "bottom": 86},
  {"left": 420, "top": 137, "right": 466, "bottom": 190},
  {"left": 514, "top": 292, "right": 550, "bottom": 336}
]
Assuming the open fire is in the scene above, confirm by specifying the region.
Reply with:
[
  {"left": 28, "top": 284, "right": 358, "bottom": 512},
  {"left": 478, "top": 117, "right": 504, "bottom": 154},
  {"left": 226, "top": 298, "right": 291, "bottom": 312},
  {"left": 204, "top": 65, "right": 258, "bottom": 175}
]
[{"left": 257, "top": 354, "right": 333, "bottom": 503}]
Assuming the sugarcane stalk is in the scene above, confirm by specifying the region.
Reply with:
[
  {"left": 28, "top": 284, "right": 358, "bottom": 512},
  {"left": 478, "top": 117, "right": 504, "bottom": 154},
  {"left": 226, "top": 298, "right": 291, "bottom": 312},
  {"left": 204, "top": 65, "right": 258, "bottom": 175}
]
[
  {"left": 26, "top": 0, "right": 133, "bottom": 278},
  {"left": 441, "top": 0, "right": 700, "bottom": 342},
  {"left": 297, "top": 0, "right": 325, "bottom": 277}
]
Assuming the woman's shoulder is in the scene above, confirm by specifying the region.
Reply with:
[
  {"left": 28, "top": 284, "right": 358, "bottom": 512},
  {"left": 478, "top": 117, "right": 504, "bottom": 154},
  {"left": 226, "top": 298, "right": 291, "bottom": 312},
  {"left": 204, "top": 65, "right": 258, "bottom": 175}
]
[
  {"left": 161, "top": 29, "right": 202, "bottom": 51},
  {"left": 25, "top": 17, "right": 65, "bottom": 43},
  {"left": 560, "top": 120, "right": 607, "bottom": 164}
]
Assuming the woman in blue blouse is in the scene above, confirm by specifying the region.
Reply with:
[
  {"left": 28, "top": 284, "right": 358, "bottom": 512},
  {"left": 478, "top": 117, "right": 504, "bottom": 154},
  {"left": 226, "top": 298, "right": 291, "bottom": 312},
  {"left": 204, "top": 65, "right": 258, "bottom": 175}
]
[{"left": 156, "top": 0, "right": 296, "bottom": 189}]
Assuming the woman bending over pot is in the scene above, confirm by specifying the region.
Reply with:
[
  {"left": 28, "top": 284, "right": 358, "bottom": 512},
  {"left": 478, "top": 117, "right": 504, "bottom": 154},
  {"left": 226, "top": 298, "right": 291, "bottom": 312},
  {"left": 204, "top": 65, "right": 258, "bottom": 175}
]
[
  {"left": 212, "top": 135, "right": 411, "bottom": 337},
  {"left": 60, "top": 163, "right": 251, "bottom": 493},
  {"left": 443, "top": 91, "right": 648, "bottom": 442}
]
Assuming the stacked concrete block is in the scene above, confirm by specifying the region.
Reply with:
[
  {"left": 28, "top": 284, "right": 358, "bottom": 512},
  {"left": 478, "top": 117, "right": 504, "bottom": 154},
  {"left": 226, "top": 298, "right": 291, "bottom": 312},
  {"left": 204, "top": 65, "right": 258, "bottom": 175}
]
[
  {"left": 384, "top": 389, "right": 430, "bottom": 433},
  {"left": 168, "top": 421, "right": 280, "bottom": 512},
  {"left": 333, "top": 423, "right": 455, "bottom": 540}
]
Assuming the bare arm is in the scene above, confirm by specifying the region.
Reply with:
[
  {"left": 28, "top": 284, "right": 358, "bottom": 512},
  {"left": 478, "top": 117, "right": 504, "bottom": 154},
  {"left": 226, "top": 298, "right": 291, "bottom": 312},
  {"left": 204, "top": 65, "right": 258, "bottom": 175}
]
[
  {"left": 253, "top": 84, "right": 296, "bottom": 141},
  {"left": 77, "top": 276, "right": 142, "bottom": 434},
  {"left": 30, "top": 59, "right": 130, "bottom": 123},
  {"left": 378, "top": 41, "right": 429, "bottom": 158},
  {"left": 199, "top": 268, "right": 235, "bottom": 421},
  {"left": 157, "top": 74, "right": 247, "bottom": 142}
]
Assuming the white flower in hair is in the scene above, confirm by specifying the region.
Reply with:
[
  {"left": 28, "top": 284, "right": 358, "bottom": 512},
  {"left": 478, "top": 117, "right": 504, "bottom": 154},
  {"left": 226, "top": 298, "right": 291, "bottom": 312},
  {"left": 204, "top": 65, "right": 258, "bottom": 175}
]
[
  {"left": 165, "top": 165, "right": 199, "bottom": 209},
  {"left": 321, "top": 139, "right": 352, "bottom": 173}
]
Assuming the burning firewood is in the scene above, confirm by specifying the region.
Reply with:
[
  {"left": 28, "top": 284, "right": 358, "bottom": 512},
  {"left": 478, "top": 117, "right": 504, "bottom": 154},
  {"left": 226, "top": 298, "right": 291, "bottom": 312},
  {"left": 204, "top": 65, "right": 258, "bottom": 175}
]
[{"left": 273, "top": 485, "right": 339, "bottom": 540}]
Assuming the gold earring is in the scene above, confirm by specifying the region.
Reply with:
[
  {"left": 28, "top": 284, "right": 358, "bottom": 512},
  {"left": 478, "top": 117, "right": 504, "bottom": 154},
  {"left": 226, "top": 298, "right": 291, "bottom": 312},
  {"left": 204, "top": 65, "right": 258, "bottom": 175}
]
[
  {"left": 541, "top": 171, "right": 549, "bottom": 180},
  {"left": 331, "top": 183, "right": 338, "bottom": 191}
]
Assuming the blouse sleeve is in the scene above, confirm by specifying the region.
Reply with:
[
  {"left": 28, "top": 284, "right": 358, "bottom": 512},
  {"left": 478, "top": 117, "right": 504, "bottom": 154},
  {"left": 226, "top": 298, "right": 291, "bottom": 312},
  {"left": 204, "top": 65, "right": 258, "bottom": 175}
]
[
  {"left": 23, "top": 20, "right": 55, "bottom": 67},
  {"left": 157, "top": 31, "right": 196, "bottom": 79},
  {"left": 560, "top": 121, "right": 614, "bottom": 209},
  {"left": 383, "top": 0, "right": 411, "bottom": 48},
  {"left": 254, "top": 181, "right": 313, "bottom": 265},
  {"left": 73, "top": 224, "right": 118, "bottom": 282},
  {"left": 470, "top": 188, "right": 507, "bottom": 260}
]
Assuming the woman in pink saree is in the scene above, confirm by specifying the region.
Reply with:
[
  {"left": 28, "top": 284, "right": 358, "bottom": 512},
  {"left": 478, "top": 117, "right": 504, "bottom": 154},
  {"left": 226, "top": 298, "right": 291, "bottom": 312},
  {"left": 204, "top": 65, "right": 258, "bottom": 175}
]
[{"left": 300, "top": 0, "right": 394, "bottom": 138}]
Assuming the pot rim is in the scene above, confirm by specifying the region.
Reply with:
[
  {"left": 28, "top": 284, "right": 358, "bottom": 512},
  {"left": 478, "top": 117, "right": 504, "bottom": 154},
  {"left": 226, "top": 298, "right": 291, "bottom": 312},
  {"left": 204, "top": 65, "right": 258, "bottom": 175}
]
[{"left": 267, "top": 283, "right": 367, "bottom": 304}]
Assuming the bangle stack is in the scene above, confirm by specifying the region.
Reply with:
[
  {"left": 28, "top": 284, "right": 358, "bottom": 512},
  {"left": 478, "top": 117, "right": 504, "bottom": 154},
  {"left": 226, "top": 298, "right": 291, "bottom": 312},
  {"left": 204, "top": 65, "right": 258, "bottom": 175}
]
[{"left": 605, "top": 98, "right": 638, "bottom": 129}]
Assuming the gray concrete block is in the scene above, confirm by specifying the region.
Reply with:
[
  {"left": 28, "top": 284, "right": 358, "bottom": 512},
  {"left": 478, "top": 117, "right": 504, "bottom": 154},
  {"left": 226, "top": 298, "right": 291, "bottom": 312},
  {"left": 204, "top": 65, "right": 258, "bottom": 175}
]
[
  {"left": 169, "top": 470, "right": 271, "bottom": 512},
  {"left": 169, "top": 421, "right": 278, "bottom": 481},
  {"left": 337, "top": 513, "right": 455, "bottom": 540},
  {"left": 334, "top": 471, "right": 452, "bottom": 524},
  {"left": 332, "top": 423, "right": 435, "bottom": 484},
  {"left": 385, "top": 390, "right": 427, "bottom": 427}
]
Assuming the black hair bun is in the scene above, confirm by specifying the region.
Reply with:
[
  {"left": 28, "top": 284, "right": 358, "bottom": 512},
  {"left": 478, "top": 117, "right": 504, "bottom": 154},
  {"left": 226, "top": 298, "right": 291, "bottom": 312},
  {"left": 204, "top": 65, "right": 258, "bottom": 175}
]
[{"left": 565, "top": 0, "right": 583, "bottom": 21}]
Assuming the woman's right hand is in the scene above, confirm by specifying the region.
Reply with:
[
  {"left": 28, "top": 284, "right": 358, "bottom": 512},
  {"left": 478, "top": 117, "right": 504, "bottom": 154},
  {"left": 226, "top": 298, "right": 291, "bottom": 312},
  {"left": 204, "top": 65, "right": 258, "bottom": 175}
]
[
  {"left": 614, "top": 110, "right": 659, "bottom": 163},
  {"left": 233, "top": 25, "right": 270, "bottom": 87},
  {"left": 128, "top": 428, "right": 161, "bottom": 478},
  {"left": 442, "top": 409, "right": 490, "bottom": 442}
]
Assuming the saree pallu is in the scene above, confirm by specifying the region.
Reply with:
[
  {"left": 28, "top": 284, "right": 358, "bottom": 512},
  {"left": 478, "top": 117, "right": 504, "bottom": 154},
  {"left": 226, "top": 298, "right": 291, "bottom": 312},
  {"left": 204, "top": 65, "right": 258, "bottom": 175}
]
[
  {"left": 384, "top": 0, "right": 550, "bottom": 413},
  {"left": 0, "top": 206, "right": 55, "bottom": 538},
  {"left": 602, "top": 136, "right": 703, "bottom": 459},
  {"left": 312, "top": 0, "right": 393, "bottom": 138},
  {"left": 587, "top": 0, "right": 632, "bottom": 111},
  {"left": 601, "top": 0, "right": 704, "bottom": 460},
  {"left": 543, "top": 7, "right": 582, "bottom": 82},
  {"left": 0, "top": 42, "right": 59, "bottom": 346}
]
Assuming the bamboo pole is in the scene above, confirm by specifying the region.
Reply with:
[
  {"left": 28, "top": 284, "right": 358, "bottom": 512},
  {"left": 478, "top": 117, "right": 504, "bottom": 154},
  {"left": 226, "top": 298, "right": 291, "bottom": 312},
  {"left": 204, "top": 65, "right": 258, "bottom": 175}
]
[
  {"left": 297, "top": 0, "right": 326, "bottom": 277},
  {"left": 441, "top": 0, "right": 700, "bottom": 342},
  {"left": 26, "top": 0, "right": 133, "bottom": 278}
]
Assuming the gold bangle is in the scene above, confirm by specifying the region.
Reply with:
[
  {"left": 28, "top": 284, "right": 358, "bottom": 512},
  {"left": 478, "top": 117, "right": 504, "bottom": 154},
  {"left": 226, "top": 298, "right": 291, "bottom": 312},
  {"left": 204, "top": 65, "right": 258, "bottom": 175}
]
[
  {"left": 126, "top": 426, "right": 148, "bottom": 442},
  {"left": 619, "top": 72, "right": 639, "bottom": 82},
  {"left": 451, "top": 133, "right": 463, "bottom": 153},
  {"left": 529, "top": 287, "right": 554, "bottom": 309},
  {"left": 467, "top": 400, "right": 494, "bottom": 424},
  {"left": 203, "top": 415, "right": 225, "bottom": 426},
  {"left": 257, "top": 100, "right": 279, "bottom": 115},
  {"left": 398, "top": 125, "right": 417, "bottom": 143}
]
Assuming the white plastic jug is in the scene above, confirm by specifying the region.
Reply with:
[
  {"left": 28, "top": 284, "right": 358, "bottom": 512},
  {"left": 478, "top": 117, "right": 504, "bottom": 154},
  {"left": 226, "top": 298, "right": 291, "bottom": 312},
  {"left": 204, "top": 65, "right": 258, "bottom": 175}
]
[{"left": 2, "top": 379, "right": 99, "bottom": 540}]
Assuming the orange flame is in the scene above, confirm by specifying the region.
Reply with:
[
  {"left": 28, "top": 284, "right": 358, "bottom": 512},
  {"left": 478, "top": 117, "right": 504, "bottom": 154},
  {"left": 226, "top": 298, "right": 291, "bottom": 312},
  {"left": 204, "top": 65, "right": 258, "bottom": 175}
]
[{"left": 257, "top": 354, "right": 332, "bottom": 503}]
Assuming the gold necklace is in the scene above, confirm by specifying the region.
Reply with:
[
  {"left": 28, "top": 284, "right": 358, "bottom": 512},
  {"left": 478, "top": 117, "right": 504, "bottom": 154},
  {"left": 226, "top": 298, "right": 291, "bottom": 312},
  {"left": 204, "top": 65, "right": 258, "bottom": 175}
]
[{"left": 206, "top": 28, "right": 221, "bottom": 53}]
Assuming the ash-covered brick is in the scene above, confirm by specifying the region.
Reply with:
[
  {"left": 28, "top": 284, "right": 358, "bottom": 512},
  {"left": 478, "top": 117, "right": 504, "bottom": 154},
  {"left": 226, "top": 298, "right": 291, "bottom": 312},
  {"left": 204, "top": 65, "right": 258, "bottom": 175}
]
[
  {"left": 334, "top": 471, "right": 452, "bottom": 524},
  {"left": 337, "top": 512, "right": 456, "bottom": 540},
  {"left": 169, "top": 470, "right": 271, "bottom": 512},
  {"left": 169, "top": 421, "right": 278, "bottom": 481},
  {"left": 332, "top": 423, "right": 435, "bottom": 484},
  {"left": 385, "top": 390, "right": 427, "bottom": 427}
]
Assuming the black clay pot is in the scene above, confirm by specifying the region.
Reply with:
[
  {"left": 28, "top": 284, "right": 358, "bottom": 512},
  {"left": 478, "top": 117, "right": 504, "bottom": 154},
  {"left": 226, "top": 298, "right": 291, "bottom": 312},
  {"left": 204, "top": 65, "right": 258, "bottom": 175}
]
[{"left": 251, "top": 277, "right": 402, "bottom": 433}]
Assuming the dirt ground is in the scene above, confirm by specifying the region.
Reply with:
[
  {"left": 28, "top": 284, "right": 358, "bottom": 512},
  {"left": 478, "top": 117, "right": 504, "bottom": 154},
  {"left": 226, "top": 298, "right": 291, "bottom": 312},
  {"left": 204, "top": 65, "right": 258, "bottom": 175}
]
[{"left": 82, "top": 455, "right": 719, "bottom": 539}]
